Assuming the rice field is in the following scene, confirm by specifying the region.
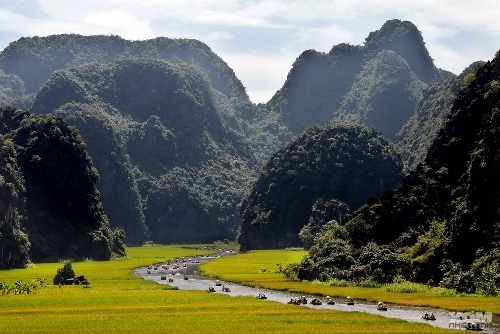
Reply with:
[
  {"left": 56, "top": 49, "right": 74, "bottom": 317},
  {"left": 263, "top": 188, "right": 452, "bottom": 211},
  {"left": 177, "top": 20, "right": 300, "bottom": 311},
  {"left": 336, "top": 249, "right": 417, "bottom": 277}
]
[
  {"left": 0, "top": 245, "right": 460, "bottom": 333},
  {"left": 200, "top": 249, "right": 500, "bottom": 314}
]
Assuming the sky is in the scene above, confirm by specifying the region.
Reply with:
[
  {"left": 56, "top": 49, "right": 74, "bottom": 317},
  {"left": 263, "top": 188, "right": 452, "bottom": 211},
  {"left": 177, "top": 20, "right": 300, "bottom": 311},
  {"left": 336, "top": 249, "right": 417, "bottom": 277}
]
[{"left": 0, "top": 0, "right": 499, "bottom": 103}]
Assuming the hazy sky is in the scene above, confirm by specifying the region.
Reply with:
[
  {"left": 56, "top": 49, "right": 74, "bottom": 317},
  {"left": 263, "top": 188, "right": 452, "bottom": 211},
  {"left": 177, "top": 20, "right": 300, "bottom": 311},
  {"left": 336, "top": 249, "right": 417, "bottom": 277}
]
[{"left": 1, "top": 0, "right": 499, "bottom": 103}]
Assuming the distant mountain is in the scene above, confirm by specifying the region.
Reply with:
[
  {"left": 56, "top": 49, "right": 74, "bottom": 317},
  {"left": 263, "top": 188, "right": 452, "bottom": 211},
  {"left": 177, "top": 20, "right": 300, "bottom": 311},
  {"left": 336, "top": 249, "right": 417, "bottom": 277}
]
[
  {"left": 29, "top": 57, "right": 287, "bottom": 244},
  {"left": 0, "top": 69, "right": 24, "bottom": 105},
  {"left": 0, "top": 33, "right": 288, "bottom": 245},
  {"left": 0, "top": 34, "right": 247, "bottom": 100},
  {"left": 336, "top": 50, "right": 426, "bottom": 141},
  {"left": 0, "top": 21, "right": 486, "bottom": 251},
  {"left": 397, "top": 61, "right": 485, "bottom": 169},
  {"left": 238, "top": 123, "right": 403, "bottom": 250},
  {"left": 268, "top": 19, "right": 454, "bottom": 139},
  {"left": 0, "top": 107, "right": 124, "bottom": 268},
  {"left": 295, "top": 50, "right": 500, "bottom": 292}
]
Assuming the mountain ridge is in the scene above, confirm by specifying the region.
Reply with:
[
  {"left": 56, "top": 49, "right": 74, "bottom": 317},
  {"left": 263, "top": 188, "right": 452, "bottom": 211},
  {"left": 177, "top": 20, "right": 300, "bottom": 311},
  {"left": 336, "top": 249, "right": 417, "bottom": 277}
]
[{"left": 267, "top": 19, "right": 454, "bottom": 139}]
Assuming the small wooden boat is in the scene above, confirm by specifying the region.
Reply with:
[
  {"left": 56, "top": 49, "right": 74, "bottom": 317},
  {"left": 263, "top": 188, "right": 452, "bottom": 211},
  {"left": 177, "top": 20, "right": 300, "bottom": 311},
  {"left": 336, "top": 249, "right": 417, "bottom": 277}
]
[
  {"left": 465, "top": 323, "right": 483, "bottom": 331},
  {"left": 310, "top": 298, "right": 322, "bottom": 305},
  {"left": 377, "top": 301, "right": 387, "bottom": 311}
]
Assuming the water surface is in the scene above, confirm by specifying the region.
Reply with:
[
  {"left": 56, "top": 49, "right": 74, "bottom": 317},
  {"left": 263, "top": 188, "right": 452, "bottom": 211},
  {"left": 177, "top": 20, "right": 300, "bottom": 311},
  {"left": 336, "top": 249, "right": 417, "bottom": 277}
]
[{"left": 134, "top": 254, "right": 499, "bottom": 333}]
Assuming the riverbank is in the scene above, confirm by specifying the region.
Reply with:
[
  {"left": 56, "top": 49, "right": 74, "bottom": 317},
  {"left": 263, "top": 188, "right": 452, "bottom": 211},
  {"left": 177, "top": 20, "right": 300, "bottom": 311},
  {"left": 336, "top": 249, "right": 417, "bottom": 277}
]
[{"left": 135, "top": 253, "right": 500, "bottom": 333}]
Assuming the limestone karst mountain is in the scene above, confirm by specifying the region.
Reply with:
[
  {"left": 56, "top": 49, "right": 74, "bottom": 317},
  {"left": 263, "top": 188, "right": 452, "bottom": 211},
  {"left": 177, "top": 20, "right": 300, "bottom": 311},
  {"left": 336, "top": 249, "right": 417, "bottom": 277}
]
[{"left": 267, "top": 19, "right": 454, "bottom": 140}]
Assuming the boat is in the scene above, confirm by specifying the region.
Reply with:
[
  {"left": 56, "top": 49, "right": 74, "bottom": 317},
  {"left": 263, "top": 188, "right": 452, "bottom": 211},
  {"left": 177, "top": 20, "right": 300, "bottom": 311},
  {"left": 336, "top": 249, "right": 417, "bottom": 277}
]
[
  {"left": 346, "top": 296, "right": 354, "bottom": 305},
  {"left": 465, "top": 323, "right": 483, "bottom": 331},
  {"left": 310, "top": 298, "right": 322, "bottom": 305},
  {"left": 377, "top": 301, "right": 387, "bottom": 311}
]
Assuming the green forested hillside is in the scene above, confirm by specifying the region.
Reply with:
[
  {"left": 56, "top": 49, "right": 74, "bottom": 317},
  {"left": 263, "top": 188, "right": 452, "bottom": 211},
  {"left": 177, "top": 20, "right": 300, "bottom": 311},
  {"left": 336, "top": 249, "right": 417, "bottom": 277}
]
[
  {"left": 397, "top": 62, "right": 485, "bottom": 169},
  {"left": 238, "top": 123, "right": 403, "bottom": 250},
  {"left": 337, "top": 50, "right": 426, "bottom": 141},
  {"left": 295, "top": 51, "right": 500, "bottom": 294},
  {"left": 29, "top": 58, "right": 287, "bottom": 244},
  {"left": 268, "top": 19, "right": 454, "bottom": 139},
  {"left": 0, "top": 107, "right": 124, "bottom": 267},
  {"left": 0, "top": 35, "right": 246, "bottom": 100},
  {"left": 0, "top": 19, "right": 496, "bottom": 271}
]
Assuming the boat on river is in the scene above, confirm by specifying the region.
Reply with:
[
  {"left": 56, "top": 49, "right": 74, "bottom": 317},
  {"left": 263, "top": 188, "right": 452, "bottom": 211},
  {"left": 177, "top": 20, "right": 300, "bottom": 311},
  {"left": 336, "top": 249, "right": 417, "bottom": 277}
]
[{"left": 377, "top": 301, "right": 387, "bottom": 311}]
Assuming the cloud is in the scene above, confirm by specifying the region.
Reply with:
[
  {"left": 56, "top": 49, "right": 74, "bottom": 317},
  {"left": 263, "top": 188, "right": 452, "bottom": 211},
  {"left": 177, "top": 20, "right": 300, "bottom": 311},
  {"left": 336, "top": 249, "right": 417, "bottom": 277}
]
[
  {"left": 1, "top": 0, "right": 500, "bottom": 101},
  {"left": 286, "top": 24, "right": 355, "bottom": 54},
  {"left": 222, "top": 52, "right": 296, "bottom": 103},
  {"left": 84, "top": 10, "right": 154, "bottom": 40},
  {"left": 207, "top": 31, "right": 233, "bottom": 41},
  {"left": 0, "top": 8, "right": 84, "bottom": 36}
]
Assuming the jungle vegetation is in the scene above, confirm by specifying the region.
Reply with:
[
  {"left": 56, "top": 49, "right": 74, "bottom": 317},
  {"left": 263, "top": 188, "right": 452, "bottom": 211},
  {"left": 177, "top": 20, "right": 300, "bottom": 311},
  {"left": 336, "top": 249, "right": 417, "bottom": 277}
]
[
  {"left": 292, "top": 51, "right": 500, "bottom": 295},
  {"left": 0, "top": 106, "right": 125, "bottom": 267},
  {"left": 0, "top": 17, "right": 498, "bottom": 297}
]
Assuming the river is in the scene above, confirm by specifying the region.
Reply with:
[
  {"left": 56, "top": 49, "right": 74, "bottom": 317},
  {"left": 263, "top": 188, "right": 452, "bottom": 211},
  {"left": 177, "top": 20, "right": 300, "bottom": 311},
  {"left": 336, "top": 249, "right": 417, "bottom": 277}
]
[{"left": 134, "top": 253, "right": 500, "bottom": 333}]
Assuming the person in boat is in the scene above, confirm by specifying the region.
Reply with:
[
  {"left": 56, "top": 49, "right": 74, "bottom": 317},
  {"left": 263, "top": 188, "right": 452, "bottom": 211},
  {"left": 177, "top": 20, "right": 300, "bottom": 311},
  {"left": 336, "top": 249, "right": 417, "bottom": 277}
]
[
  {"left": 346, "top": 296, "right": 354, "bottom": 304},
  {"left": 422, "top": 312, "right": 435, "bottom": 320},
  {"left": 377, "top": 301, "right": 387, "bottom": 310},
  {"left": 466, "top": 322, "right": 482, "bottom": 331},
  {"left": 310, "top": 298, "right": 322, "bottom": 305}
]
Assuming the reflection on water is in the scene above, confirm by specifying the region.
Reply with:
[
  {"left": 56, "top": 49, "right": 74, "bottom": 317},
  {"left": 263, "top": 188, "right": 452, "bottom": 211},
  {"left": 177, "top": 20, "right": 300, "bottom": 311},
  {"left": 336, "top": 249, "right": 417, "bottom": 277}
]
[{"left": 134, "top": 255, "right": 500, "bottom": 333}]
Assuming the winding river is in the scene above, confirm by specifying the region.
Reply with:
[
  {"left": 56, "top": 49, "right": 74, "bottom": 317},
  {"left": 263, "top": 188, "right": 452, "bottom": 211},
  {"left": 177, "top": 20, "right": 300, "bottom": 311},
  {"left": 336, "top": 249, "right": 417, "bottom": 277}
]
[{"left": 134, "top": 254, "right": 500, "bottom": 333}]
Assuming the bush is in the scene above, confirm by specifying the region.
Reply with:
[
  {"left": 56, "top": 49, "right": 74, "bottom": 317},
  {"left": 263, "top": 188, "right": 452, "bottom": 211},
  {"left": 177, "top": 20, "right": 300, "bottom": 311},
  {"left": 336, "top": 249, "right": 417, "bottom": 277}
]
[
  {"left": 476, "top": 264, "right": 500, "bottom": 296},
  {"left": 111, "top": 228, "right": 127, "bottom": 257},
  {"left": 53, "top": 260, "right": 75, "bottom": 285},
  {"left": 282, "top": 262, "right": 300, "bottom": 281},
  {"left": 440, "top": 268, "right": 476, "bottom": 294}
]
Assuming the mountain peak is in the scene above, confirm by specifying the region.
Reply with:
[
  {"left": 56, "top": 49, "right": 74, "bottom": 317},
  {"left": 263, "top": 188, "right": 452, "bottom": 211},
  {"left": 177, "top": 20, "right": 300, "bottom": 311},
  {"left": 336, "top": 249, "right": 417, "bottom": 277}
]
[
  {"left": 364, "top": 19, "right": 437, "bottom": 82},
  {"left": 365, "top": 19, "right": 420, "bottom": 45}
]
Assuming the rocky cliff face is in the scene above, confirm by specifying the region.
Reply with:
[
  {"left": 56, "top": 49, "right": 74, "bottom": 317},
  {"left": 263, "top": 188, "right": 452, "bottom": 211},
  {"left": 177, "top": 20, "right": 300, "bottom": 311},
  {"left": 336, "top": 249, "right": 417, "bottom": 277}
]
[
  {"left": 268, "top": 19, "right": 453, "bottom": 139},
  {"left": 30, "top": 58, "right": 285, "bottom": 244},
  {"left": 0, "top": 106, "right": 121, "bottom": 266}
]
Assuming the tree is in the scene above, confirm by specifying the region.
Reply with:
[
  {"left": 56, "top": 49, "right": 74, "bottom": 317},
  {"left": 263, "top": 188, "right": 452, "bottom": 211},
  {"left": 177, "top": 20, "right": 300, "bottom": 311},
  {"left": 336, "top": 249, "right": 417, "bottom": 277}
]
[{"left": 53, "top": 260, "right": 75, "bottom": 285}]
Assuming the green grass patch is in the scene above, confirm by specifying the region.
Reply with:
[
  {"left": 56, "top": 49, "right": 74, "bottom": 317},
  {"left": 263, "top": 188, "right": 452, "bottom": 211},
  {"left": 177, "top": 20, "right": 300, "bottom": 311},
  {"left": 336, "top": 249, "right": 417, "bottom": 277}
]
[
  {"left": 200, "top": 250, "right": 500, "bottom": 314},
  {"left": 0, "top": 246, "right": 454, "bottom": 333}
]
